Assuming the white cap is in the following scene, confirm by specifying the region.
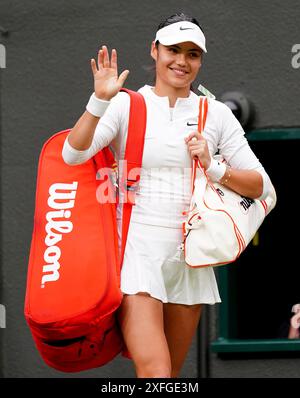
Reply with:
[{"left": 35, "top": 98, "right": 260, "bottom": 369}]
[{"left": 154, "top": 21, "right": 207, "bottom": 53}]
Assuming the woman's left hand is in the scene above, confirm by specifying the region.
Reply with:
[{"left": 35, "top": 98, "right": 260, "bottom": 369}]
[{"left": 185, "top": 131, "right": 211, "bottom": 169}]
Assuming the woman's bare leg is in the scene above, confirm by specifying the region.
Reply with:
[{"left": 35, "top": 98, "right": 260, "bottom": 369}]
[
  {"left": 118, "top": 293, "right": 172, "bottom": 378},
  {"left": 163, "top": 303, "right": 202, "bottom": 378}
]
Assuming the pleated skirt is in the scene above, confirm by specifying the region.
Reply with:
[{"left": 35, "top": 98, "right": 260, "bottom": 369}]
[{"left": 118, "top": 220, "right": 221, "bottom": 305}]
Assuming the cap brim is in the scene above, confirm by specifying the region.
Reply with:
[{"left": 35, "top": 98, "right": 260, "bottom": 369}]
[
  {"left": 159, "top": 35, "right": 207, "bottom": 53},
  {"left": 158, "top": 35, "right": 207, "bottom": 53},
  {"left": 154, "top": 21, "right": 207, "bottom": 53}
]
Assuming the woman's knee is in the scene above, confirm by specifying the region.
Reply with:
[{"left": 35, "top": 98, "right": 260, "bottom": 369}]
[
  {"left": 117, "top": 293, "right": 172, "bottom": 378},
  {"left": 135, "top": 358, "right": 172, "bottom": 378}
]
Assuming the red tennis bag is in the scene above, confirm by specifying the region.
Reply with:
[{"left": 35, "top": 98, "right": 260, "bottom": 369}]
[{"left": 24, "top": 89, "right": 147, "bottom": 372}]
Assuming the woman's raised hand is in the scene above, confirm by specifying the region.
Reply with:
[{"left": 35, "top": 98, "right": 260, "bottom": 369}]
[{"left": 90, "top": 45, "right": 129, "bottom": 100}]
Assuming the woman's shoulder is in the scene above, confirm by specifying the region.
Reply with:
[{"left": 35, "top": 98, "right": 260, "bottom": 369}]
[
  {"left": 110, "top": 88, "right": 148, "bottom": 108},
  {"left": 206, "top": 97, "right": 231, "bottom": 114},
  {"left": 110, "top": 90, "right": 131, "bottom": 105},
  {"left": 105, "top": 90, "right": 131, "bottom": 120},
  {"left": 205, "top": 97, "right": 237, "bottom": 128},
  {"left": 191, "top": 93, "right": 231, "bottom": 116}
]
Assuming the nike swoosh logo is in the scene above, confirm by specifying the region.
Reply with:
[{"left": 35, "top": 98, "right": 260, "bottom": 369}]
[
  {"left": 180, "top": 27, "right": 194, "bottom": 30},
  {"left": 187, "top": 122, "right": 198, "bottom": 126}
]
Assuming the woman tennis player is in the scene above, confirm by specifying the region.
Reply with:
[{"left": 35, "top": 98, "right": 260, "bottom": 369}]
[{"left": 62, "top": 12, "right": 273, "bottom": 378}]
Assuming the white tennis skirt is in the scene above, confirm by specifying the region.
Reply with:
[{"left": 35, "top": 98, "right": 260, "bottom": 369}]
[{"left": 118, "top": 220, "right": 221, "bottom": 306}]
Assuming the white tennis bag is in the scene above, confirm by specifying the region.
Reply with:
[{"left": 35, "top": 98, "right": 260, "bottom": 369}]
[
  {"left": 182, "top": 97, "right": 277, "bottom": 268},
  {"left": 183, "top": 158, "right": 277, "bottom": 268}
]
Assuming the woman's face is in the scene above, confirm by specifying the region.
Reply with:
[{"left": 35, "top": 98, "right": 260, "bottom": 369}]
[{"left": 151, "top": 41, "right": 203, "bottom": 90}]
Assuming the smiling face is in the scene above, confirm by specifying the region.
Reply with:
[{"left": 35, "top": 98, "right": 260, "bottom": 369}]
[{"left": 150, "top": 41, "right": 203, "bottom": 92}]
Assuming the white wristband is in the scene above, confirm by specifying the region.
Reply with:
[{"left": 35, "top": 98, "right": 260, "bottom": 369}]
[
  {"left": 206, "top": 158, "right": 227, "bottom": 182},
  {"left": 86, "top": 92, "right": 110, "bottom": 117}
]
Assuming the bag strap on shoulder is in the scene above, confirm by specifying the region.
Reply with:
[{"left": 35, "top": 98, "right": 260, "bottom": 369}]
[{"left": 119, "top": 88, "right": 147, "bottom": 267}]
